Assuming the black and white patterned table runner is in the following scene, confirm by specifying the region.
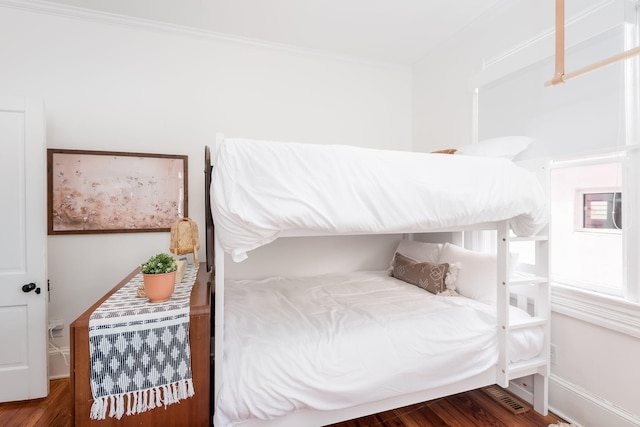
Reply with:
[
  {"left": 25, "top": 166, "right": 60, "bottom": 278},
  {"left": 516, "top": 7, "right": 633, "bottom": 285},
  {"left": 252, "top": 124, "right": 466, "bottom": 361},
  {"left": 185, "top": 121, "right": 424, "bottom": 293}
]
[{"left": 88, "top": 265, "right": 198, "bottom": 420}]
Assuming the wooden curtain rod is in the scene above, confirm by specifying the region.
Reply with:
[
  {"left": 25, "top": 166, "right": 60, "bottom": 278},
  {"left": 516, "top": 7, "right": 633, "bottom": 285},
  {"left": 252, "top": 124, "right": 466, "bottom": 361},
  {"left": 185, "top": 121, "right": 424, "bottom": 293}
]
[
  {"left": 547, "top": 0, "right": 565, "bottom": 86},
  {"left": 545, "top": 0, "right": 640, "bottom": 87}
]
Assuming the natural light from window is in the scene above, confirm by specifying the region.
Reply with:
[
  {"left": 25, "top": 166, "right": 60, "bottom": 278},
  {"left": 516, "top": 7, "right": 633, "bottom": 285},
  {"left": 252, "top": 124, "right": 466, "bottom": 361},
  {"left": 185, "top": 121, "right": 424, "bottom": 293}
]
[{"left": 550, "top": 158, "right": 623, "bottom": 296}]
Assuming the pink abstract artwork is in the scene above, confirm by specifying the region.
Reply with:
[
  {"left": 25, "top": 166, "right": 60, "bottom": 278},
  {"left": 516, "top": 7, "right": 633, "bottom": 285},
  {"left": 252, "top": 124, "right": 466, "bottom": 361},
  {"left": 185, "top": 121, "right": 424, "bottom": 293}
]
[{"left": 48, "top": 150, "right": 187, "bottom": 234}]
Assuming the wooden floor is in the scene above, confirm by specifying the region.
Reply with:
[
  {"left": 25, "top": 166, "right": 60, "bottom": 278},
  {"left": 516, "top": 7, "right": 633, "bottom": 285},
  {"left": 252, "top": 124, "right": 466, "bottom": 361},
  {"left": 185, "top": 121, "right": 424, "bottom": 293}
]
[
  {"left": 0, "top": 378, "right": 72, "bottom": 427},
  {"left": 0, "top": 378, "right": 565, "bottom": 427},
  {"left": 328, "top": 388, "right": 566, "bottom": 427}
]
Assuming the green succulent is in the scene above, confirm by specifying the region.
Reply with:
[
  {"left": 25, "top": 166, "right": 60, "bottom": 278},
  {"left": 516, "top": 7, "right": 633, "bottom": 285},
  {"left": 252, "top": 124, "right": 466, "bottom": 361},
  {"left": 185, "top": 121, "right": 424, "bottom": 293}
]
[{"left": 140, "top": 252, "right": 178, "bottom": 274}]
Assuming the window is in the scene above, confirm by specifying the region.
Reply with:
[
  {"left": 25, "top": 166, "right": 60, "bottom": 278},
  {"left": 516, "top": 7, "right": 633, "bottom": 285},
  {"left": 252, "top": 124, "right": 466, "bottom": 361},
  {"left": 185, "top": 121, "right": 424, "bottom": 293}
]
[
  {"left": 579, "top": 191, "right": 622, "bottom": 231},
  {"left": 550, "top": 156, "right": 624, "bottom": 297},
  {"left": 548, "top": 151, "right": 640, "bottom": 335},
  {"left": 470, "top": 0, "right": 640, "bottom": 335}
]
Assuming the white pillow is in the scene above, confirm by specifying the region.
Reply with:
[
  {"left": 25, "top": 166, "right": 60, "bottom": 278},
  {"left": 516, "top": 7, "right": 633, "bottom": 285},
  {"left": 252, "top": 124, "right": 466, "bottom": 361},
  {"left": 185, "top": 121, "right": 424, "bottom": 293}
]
[
  {"left": 392, "top": 239, "right": 443, "bottom": 264},
  {"left": 457, "top": 136, "right": 533, "bottom": 160},
  {"left": 437, "top": 242, "right": 497, "bottom": 305}
]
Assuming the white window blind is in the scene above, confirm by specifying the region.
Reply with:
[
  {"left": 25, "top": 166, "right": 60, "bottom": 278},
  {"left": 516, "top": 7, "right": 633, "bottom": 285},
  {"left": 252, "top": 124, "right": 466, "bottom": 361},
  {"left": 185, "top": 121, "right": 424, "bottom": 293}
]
[{"left": 478, "top": 27, "right": 625, "bottom": 159}]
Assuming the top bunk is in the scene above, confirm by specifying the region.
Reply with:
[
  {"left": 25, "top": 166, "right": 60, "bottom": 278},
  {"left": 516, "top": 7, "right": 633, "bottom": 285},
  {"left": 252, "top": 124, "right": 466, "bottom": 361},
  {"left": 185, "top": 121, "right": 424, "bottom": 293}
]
[{"left": 207, "top": 134, "right": 548, "bottom": 262}]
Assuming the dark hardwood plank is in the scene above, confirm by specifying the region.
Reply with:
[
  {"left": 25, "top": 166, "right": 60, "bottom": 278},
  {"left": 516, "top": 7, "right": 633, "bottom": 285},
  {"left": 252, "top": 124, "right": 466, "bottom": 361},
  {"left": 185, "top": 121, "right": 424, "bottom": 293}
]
[
  {"left": 1, "top": 379, "right": 566, "bottom": 427},
  {"left": 460, "top": 390, "right": 550, "bottom": 427},
  {"left": 329, "top": 388, "right": 566, "bottom": 427},
  {"left": 427, "top": 395, "right": 501, "bottom": 427},
  {"left": 0, "top": 378, "right": 71, "bottom": 427},
  {"left": 392, "top": 401, "right": 449, "bottom": 427}
]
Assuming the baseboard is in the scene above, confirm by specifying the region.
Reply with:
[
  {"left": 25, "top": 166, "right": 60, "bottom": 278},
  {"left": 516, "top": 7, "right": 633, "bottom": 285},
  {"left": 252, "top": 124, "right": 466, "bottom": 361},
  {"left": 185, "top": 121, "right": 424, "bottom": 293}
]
[
  {"left": 507, "top": 378, "right": 533, "bottom": 403},
  {"left": 548, "top": 374, "right": 640, "bottom": 427},
  {"left": 49, "top": 373, "right": 70, "bottom": 380},
  {"left": 48, "top": 346, "right": 71, "bottom": 379},
  {"left": 508, "top": 374, "right": 640, "bottom": 426}
]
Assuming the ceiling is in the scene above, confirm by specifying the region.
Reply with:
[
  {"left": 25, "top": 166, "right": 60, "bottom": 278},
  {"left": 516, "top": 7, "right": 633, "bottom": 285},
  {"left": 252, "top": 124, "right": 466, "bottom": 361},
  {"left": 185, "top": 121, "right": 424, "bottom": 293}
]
[{"left": 42, "top": 0, "right": 502, "bottom": 65}]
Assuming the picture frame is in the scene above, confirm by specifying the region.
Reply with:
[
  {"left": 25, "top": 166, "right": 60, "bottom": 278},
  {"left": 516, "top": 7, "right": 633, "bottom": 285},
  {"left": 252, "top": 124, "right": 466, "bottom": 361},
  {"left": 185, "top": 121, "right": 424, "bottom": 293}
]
[{"left": 47, "top": 149, "right": 188, "bottom": 235}]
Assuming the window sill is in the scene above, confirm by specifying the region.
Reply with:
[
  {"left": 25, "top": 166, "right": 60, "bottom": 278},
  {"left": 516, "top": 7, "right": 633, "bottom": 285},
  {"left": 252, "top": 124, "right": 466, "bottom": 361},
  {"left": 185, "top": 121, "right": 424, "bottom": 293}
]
[{"left": 551, "top": 283, "right": 640, "bottom": 339}]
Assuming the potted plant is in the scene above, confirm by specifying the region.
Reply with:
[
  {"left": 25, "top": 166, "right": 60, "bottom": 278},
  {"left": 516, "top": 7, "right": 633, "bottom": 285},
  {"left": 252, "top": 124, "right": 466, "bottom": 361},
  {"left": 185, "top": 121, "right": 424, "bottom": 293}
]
[{"left": 141, "top": 252, "right": 178, "bottom": 303}]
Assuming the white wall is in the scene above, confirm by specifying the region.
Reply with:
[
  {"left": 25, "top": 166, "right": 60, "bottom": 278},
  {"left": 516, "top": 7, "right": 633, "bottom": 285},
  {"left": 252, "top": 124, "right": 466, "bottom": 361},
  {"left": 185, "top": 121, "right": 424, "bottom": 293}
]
[
  {"left": 0, "top": 4, "right": 412, "bottom": 377},
  {"left": 412, "top": 0, "right": 640, "bottom": 425},
  {"left": 412, "top": 0, "right": 555, "bottom": 152}
]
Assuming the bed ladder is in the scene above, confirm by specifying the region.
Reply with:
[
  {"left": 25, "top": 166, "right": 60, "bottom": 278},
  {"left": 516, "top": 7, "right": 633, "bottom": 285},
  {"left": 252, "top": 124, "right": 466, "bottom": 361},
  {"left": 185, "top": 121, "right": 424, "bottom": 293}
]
[{"left": 496, "top": 221, "right": 550, "bottom": 415}]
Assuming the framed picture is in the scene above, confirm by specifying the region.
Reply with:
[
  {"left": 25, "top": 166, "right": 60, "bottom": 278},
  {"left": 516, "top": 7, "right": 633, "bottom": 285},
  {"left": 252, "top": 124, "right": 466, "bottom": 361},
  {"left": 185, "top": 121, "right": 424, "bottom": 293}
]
[{"left": 47, "top": 149, "right": 188, "bottom": 234}]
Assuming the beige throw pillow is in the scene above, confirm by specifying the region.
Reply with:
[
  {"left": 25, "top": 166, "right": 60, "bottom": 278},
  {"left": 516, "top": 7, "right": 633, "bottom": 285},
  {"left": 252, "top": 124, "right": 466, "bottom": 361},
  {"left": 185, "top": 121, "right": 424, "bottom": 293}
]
[{"left": 391, "top": 252, "right": 449, "bottom": 295}]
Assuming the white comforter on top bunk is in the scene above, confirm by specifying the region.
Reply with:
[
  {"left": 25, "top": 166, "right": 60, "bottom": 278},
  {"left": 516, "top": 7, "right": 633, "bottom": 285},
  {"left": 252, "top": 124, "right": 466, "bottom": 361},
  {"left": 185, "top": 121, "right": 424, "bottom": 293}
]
[
  {"left": 214, "top": 271, "right": 544, "bottom": 426},
  {"left": 211, "top": 138, "right": 547, "bottom": 262}
]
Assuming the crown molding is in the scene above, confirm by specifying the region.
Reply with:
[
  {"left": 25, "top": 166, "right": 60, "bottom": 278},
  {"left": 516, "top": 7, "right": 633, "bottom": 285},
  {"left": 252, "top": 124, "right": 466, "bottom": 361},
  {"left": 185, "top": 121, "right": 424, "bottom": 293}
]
[{"left": 0, "top": 0, "right": 409, "bottom": 71}]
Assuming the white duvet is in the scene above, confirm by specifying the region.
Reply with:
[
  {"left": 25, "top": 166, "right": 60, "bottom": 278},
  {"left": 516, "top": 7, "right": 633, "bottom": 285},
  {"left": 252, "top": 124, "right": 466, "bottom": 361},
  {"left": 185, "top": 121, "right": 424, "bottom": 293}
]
[
  {"left": 211, "top": 138, "right": 548, "bottom": 262},
  {"left": 214, "top": 271, "right": 544, "bottom": 426}
]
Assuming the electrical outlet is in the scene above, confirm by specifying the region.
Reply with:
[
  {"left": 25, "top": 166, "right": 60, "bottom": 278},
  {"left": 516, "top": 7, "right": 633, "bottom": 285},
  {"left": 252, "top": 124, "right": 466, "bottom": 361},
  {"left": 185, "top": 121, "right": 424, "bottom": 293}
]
[
  {"left": 550, "top": 344, "right": 558, "bottom": 365},
  {"left": 48, "top": 319, "right": 64, "bottom": 338}
]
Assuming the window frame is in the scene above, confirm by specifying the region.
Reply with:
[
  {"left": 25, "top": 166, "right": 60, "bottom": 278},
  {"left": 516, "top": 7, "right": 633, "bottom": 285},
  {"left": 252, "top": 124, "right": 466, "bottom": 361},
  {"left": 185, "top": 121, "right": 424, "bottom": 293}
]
[
  {"left": 469, "top": 0, "right": 640, "bottom": 336},
  {"left": 549, "top": 150, "right": 640, "bottom": 335},
  {"left": 575, "top": 188, "right": 622, "bottom": 234},
  {"left": 549, "top": 153, "right": 625, "bottom": 297}
]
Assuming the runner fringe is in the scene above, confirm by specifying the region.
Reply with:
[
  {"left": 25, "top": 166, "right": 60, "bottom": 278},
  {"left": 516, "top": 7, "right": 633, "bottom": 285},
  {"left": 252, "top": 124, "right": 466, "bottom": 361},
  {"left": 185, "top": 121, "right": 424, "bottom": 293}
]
[{"left": 89, "top": 378, "right": 195, "bottom": 420}]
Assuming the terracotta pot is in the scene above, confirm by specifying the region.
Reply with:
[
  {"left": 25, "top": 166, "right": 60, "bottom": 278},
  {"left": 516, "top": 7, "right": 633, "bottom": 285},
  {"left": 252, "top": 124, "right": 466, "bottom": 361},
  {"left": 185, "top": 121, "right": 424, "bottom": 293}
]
[{"left": 143, "top": 271, "right": 176, "bottom": 303}]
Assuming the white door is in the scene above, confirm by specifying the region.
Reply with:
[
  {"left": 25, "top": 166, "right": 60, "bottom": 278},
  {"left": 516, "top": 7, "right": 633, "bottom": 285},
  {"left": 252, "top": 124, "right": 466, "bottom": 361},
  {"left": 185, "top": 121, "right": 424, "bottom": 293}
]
[{"left": 0, "top": 96, "right": 48, "bottom": 402}]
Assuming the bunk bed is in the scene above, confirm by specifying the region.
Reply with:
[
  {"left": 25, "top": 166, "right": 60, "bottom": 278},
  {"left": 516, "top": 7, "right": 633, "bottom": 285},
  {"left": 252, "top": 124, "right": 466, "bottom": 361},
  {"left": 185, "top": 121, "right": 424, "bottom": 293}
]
[{"left": 205, "top": 135, "right": 551, "bottom": 427}]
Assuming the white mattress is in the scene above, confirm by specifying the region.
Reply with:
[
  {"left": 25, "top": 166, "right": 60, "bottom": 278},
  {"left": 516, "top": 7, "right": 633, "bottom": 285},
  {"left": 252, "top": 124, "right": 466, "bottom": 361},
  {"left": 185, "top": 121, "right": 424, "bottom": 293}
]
[
  {"left": 211, "top": 138, "right": 548, "bottom": 262},
  {"left": 214, "top": 271, "right": 544, "bottom": 426}
]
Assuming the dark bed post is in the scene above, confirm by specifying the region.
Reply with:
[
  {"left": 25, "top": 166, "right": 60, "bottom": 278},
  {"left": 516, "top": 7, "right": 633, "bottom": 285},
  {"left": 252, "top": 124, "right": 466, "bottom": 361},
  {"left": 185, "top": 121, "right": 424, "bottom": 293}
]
[{"left": 204, "top": 146, "right": 214, "bottom": 274}]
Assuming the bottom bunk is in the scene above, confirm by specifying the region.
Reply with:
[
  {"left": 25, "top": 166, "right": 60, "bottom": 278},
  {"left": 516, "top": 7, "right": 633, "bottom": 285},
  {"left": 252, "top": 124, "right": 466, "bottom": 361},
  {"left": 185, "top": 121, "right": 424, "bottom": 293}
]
[{"left": 213, "top": 238, "right": 549, "bottom": 427}]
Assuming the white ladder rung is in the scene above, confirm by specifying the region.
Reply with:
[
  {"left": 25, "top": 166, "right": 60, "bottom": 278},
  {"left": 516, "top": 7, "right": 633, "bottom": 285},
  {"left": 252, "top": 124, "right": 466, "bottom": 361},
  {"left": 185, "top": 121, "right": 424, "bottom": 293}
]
[
  {"left": 508, "top": 316, "right": 547, "bottom": 330},
  {"left": 509, "top": 274, "right": 548, "bottom": 285},
  {"left": 508, "top": 235, "right": 549, "bottom": 242},
  {"left": 508, "top": 356, "right": 549, "bottom": 378}
]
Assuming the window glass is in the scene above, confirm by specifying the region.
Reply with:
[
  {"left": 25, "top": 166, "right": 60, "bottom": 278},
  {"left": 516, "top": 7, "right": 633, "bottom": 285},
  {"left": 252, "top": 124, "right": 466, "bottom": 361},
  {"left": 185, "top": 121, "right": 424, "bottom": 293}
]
[
  {"left": 581, "top": 192, "right": 622, "bottom": 231},
  {"left": 550, "top": 159, "right": 623, "bottom": 295}
]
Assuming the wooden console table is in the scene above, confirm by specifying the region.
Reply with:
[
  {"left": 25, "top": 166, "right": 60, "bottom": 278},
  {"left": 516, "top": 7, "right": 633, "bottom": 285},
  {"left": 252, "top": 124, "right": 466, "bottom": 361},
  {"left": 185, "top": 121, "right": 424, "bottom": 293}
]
[{"left": 70, "top": 262, "right": 212, "bottom": 426}]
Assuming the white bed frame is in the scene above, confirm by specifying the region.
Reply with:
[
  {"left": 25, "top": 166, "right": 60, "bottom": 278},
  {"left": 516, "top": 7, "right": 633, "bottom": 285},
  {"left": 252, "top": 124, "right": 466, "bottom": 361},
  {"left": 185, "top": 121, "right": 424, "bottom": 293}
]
[{"left": 207, "top": 145, "right": 550, "bottom": 427}]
